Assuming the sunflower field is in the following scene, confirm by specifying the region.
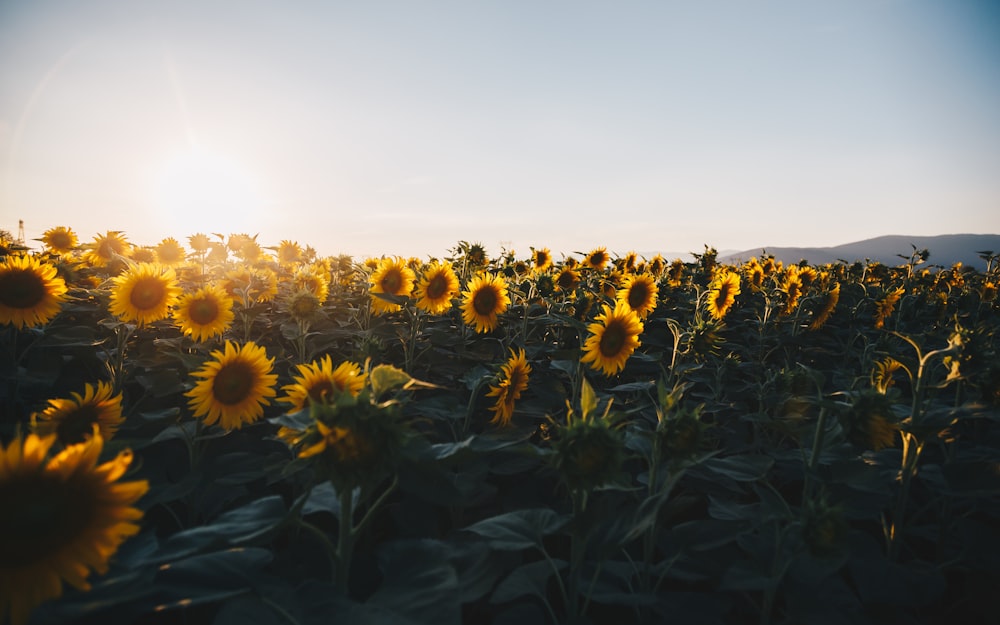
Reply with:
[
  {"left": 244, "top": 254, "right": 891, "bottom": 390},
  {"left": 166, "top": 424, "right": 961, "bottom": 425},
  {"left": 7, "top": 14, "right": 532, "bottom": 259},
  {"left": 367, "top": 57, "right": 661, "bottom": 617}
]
[{"left": 2, "top": 229, "right": 999, "bottom": 625}]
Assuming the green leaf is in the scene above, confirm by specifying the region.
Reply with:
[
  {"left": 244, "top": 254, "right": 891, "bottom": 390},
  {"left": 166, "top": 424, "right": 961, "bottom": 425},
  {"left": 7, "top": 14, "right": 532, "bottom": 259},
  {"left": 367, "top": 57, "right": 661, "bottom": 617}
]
[
  {"left": 154, "top": 496, "right": 287, "bottom": 562},
  {"left": 491, "top": 559, "right": 566, "bottom": 604},
  {"left": 370, "top": 364, "right": 412, "bottom": 397},
  {"left": 367, "top": 540, "right": 461, "bottom": 625},
  {"left": 698, "top": 455, "right": 773, "bottom": 482},
  {"left": 462, "top": 508, "right": 569, "bottom": 551}
]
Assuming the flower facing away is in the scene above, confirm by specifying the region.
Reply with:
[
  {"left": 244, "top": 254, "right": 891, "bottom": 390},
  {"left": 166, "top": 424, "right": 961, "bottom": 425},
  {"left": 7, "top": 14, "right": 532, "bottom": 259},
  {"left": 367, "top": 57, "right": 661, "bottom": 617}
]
[
  {"left": 581, "top": 301, "right": 644, "bottom": 376},
  {"left": 82, "top": 231, "right": 131, "bottom": 268},
  {"left": 809, "top": 282, "right": 840, "bottom": 331},
  {"left": 172, "top": 283, "right": 235, "bottom": 342},
  {"left": 781, "top": 268, "right": 804, "bottom": 315},
  {"left": 0, "top": 255, "right": 68, "bottom": 329},
  {"left": 39, "top": 226, "right": 78, "bottom": 255},
  {"left": 186, "top": 341, "right": 278, "bottom": 430},
  {"left": 706, "top": 270, "right": 741, "bottom": 320},
  {"left": 415, "top": 261, "right": 460, "bottom": 314},
  {"left": 838, "top": 389, "right": 899, "bottom": 451},
  {"left": 0, "top": 432, "right": 148, "bottom": 625},
  {"left": 154, "top": 238, "right": 187, "bottom": 265},
  {"left": 461, "top": 273, "right": 510, "bottom": 333},
  {"left": 369, "top": 257, "right": 415, "bottom": 315},
  {"left": 874, "top": 287, "right": 905, "bottom": 330},
  {"left": 486, "top": 348, "right": 532, "bottom": 426},
  {"left": 553, "top": 415, "right": 625, "bottom": 492},
  {"left": 279, "top": 356, "right": 366, "bottom": 412},
  {"left": 109, "top": 263, "right": 181, "bottom": 325},
  {"left": 31, "top": 381, "right": 124, "bottom": 446},
  {"left": 616, "top": 273, "right": 658, "bottom": 319}
]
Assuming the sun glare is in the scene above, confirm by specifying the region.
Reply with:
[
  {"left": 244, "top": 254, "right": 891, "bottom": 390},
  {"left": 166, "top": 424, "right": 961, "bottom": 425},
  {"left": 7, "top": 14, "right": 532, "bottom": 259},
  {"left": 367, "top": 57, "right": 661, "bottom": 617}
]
[{"left": 152, "top": 149, "right": 263, "bottom": 232}]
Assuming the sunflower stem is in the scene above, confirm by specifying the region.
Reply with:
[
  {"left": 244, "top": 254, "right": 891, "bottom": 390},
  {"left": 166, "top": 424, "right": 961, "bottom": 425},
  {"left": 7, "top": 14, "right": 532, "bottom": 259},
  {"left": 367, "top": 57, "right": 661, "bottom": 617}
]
[{"left": 336, "top": 484, "right": 355, "bottom": 593}]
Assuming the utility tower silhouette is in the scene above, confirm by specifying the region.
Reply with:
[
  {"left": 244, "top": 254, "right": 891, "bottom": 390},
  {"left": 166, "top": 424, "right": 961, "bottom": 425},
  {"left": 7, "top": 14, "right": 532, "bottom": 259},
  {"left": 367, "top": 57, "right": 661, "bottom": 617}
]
[{"left": 17, "top": 220, "right": 25, "bottom": 244}]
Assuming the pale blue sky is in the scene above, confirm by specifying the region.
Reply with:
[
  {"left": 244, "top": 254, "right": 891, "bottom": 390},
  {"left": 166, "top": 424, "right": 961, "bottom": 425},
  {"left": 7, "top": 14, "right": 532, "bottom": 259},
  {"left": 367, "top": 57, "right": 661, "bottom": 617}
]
[{"left": 1, "top": 0, "right": 998, "bottom": 259}]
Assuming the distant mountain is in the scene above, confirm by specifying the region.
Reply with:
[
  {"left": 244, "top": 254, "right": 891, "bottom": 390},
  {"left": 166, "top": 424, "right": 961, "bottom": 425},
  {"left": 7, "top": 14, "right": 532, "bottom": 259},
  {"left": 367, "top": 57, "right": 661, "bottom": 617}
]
[{"left": 719, "top": 234, "right": 1000, "bottom": 271}]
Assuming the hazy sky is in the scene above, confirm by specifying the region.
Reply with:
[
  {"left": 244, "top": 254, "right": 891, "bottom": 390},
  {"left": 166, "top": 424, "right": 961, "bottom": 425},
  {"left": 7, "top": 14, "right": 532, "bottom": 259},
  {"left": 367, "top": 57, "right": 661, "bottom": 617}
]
[{"left": 2, "top": 0, "right": 999, "bottom": 259}]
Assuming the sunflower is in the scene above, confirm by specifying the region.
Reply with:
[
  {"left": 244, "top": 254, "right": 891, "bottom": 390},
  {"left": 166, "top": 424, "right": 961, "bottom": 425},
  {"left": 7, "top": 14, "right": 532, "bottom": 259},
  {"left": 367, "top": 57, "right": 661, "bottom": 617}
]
[
  {"left": 461, "top": 273, "right": 510, "bottom": 333},
  {"left": 554, "top": 266, "right": 581, "bottom": 292},
  {"left": 744, "top": 259, "right": 765, "bottom": 291},
  {"left": 82, "top": 231, "right": 130, "bottom": 268},
  {"left": 809, "top": 282, "right": 840, "bottom": 331},
  {"left": 874, "top": 287, "right": 905, "bottom": 330},
  {"left": 173, "top": 283, "right": 235, "bottom": 342},
  {"left": 706, "top": 270, "right": 741, "bottom": 320},
  {"left": 186, "top": 340, "right": 278, "bottom": 430},
  {"left": 279, "top": 356, "right": 365, "bottom": 411},
  {"left": 532, "top": 248, "right": 552, "bottom": 274},
  {"left": 647, "top": 254, "right": 666, "bottom": 277},
  {"left": 583, "top": 247, "right": 609, "bottom": 272},
  {"left": 616, "top": 273, "right": 658, "bottom": 319},
  {"left": 130, "top": 247, "right": 156, "bottom": 263},
  {"left": 781, "top": 269, "right": 804, "bottom": 315},
  {"left": 109, "top": 263, "right": 181, "bottom": 326},
  {"left": 667, "top": 259, "right": 685, "bottom": 287},
  {"left": 235, "top": 239, "right": 264, "bottom": 263},
  {"left": 222, "top": 267, "right": 278, "bottom": 303},
  {"left": 31, "top": 381, "right": 124, "bottom": 446},
  {"left": 415, "top": 261, "right": 460, "bottom": 314},
  {"left": 284, "top": 289, "right": 323, "bottom": 323},
  {"left": 0, "top": 432, "right": 148, "bottom": 625},
  {"left": 486, "top": 348, "right": 532, "bottom": 427},
  {"left": 293, "top": 267, "right": 330, "bottom": 304},
  {"left": 369, "top": 256, "right": 415, "bottom": 315},
  {"left": 187, "top": 233, "right": 211, "bottom": 254},
  {"left": 0, "top": 255, "right": 68, "bottom": 329},
  {"left": 155, "top": 237, "right": 187, "bottom": 265},
  {"left": 581, "top": 301, "right": 644, "bottom": 376},
  {"left": 39, "top": 226, "right": 78, "bottom": 255},
  {"left": 276, "top": 240, "right": 303, "bottom": 265}
]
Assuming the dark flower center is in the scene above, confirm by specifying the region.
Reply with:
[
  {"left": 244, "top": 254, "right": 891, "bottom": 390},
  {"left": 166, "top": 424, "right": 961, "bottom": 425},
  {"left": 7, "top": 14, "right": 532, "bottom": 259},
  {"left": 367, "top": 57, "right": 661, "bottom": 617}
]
[
  {"left": 426, "top": 274, "right": 449, "bottom": 300},
  {"left": 189, "top": 298, "right": 219, "bottom": 324},
  {"left": 0, "top": 270, "right": 45, "bottom": 309},
  {"left": 628, "top": 282, "right": 650, "bottom": 309},
  {"left": 599, "top": 321, "right": 627, "bottom": 357},
  {"left": 307, "top": 380, "right": 336, "bottom": 403},
  {"left": 55, "top": 404, "right": 101, "bottom": 445},
  {"left": 473, "top": 286, "right": 498, "bottom": 316},
  {"left": 130, "top": 277, "right": 166, "bottom": 310},
  {"left": 0, "top": 474, "right": 89, "bottom": 566},
  {"left": 212, "top": 362, "right": 255, "bottom": 405},
  {"left": 381, "top": 270, "right": 402, "bottom": 294}
]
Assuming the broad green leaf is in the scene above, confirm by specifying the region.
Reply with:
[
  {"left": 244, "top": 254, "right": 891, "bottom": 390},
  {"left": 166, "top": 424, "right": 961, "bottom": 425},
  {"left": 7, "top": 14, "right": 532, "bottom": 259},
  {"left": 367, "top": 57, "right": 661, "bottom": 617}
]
[
  {"left": 462, "top": 508, "right": 569, "bottom": 551},
  {"left": 491, "top": 559, "right": 566, "bottom": 604}
]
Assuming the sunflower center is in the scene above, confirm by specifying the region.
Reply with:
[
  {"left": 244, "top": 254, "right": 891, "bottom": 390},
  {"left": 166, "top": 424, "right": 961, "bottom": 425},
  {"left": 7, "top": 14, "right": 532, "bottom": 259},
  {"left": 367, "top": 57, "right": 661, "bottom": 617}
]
[
  {"left": 628, "top": 283, "right": 649, "bottom": 309},
  {"left": 130, "top": 277, "right": 167, "bottom": 310},
  {"left": 189, "top": 298, "right": 220, "bottom": 325},
  {"left": 381, "top": 270, "right": 402, "bottom": 294},
  {"left": 50, "top": 232, "right": 73, "bottom": 249},
  {"left": 0, "top": 475, "right": 90, "bottom": 567},
  {"left": 55, "top": 404, "right": 101, "bottom": 445},
  {"left": 557, "top": 272, "right": 577, "bottom": 290},
  {"left": 599, "top": 321, "right": 627, "bottom": 357},
  {"left": 425, "top": 274, "right": 449, "bottom": 300},
  {"left": 307, "top": 380, "right": 336, "bottom": 403},
  {"left": 473, "top": 287, "right": 498, "bottom": 316},
  {"left": 212, "top": 362, "right": 256, "bottom": 405},
  {"left": 0, "top": 270, "right": 45, "bottom": 309}
]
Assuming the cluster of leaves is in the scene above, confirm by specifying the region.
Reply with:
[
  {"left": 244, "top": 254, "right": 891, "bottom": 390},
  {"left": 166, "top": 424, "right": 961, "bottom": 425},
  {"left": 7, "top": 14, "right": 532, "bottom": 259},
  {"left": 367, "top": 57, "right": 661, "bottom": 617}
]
[{"left": 2, "top": 233, "right": 999, "bottom": 625}]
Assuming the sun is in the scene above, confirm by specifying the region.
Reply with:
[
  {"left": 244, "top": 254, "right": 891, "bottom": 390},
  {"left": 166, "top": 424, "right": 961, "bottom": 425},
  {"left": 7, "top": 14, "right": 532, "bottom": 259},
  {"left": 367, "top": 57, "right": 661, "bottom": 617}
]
[{"left": 152, "top": 148, "right": 264, "bottom": 232}]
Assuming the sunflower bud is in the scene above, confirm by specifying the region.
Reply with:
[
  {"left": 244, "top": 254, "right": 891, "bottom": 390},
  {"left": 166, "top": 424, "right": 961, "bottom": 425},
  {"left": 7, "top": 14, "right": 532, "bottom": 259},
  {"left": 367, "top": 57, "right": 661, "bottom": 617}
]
[{"left": 801, "top": 494, "right": 848, "bottom": 556}]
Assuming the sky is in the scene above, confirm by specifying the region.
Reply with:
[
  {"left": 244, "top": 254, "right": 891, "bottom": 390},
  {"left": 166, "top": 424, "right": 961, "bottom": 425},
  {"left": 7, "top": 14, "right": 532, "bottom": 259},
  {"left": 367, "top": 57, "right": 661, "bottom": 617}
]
[{"left": 1, "top": 0, "right": 999, "bottom": 260}]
